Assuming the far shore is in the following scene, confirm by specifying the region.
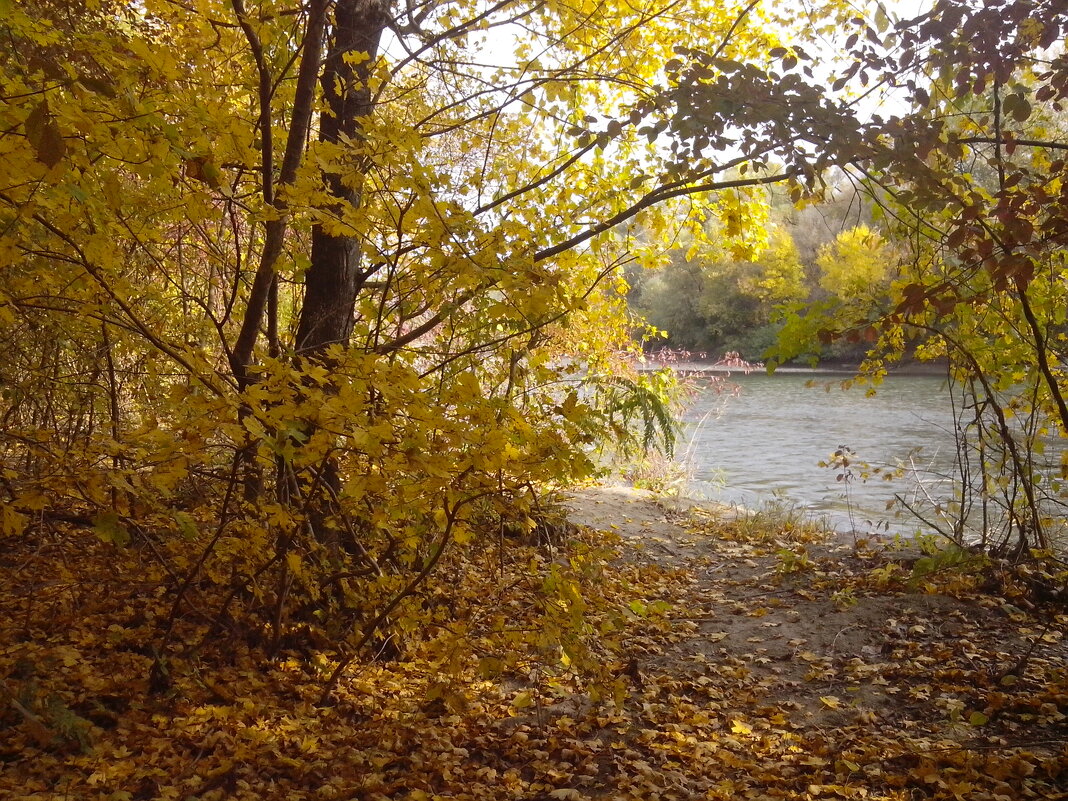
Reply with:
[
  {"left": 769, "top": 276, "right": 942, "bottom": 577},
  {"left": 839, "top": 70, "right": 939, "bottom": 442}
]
[{"left": 636, "top": 359, "right": 950, "bottom": 377}]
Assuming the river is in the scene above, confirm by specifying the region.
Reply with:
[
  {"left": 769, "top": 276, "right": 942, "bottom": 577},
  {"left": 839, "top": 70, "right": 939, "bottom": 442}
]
[{"left": 678, "top": 369, "right": 964, "bottom": 536}]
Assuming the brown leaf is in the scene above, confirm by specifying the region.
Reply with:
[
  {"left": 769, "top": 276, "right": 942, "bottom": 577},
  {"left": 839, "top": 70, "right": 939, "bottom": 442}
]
[{"left": 24, "top": 101, "right": 66, "bottom": 168}]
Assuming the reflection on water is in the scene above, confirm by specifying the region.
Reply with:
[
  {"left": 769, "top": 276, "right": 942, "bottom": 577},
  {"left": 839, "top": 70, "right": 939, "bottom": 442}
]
[{"left": 680, "top": 371, "right": 961, "bottom": 535}]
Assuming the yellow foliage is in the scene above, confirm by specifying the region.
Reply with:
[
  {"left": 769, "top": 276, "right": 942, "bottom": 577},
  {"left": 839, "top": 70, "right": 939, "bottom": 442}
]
[{"left": 817, "top": 225, "right": 895, "bottom": 299}]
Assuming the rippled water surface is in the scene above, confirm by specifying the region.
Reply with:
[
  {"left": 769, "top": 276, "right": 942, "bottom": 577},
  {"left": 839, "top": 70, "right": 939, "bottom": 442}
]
[{"left": 679, "top": 370, "right": 959, "bottom": 534}]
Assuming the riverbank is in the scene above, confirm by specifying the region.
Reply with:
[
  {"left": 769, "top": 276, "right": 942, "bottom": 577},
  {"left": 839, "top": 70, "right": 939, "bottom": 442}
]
[
  {"left": 1, "top": 489, "right": 1064, "bottom": 799},
  {"left": 636, "top": 357, "right": 951, "bottom": 377},
  {"left": 560, "top": 485, "right": 1066, "bottom": 797}
]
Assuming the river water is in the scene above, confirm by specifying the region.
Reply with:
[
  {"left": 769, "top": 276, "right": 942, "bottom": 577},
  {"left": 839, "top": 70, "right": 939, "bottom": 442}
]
[{"left": 678, "top": 369, "right": 962, "bottom": 535}]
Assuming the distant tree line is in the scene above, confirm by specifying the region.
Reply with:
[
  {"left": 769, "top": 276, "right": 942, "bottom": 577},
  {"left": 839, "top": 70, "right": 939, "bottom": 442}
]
[{"left": 626, "top": 187, "right": 897, "bottom": 364}]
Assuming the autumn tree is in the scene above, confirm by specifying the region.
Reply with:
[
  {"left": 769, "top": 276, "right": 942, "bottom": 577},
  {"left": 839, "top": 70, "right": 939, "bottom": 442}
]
[
  {"left": 766, "top": 0, "right": 1068, "bottom": 552},
  {"left": 8, "top": 0, "right": 1064, "bottom": 692},
  {"left": 816, "top": 225, "right": 894, "bottom": 300},
  {"left": 630, "top": 222, "right": 807, "bottom": 356},
  {"left": 2, "top": 0, "right": 865, "bottom": 684}
]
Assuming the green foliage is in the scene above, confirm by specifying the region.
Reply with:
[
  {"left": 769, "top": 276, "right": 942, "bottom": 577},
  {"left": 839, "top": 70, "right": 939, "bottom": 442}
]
[
  {"left": 583, "top": 370, "right": 681, "bottom": 459},
  {"left": 766, "top": 299, "right": 839, "bottom": 368},
  {"left": 629, "top": 256, "right": 712, "bottom": 351},
  {"left": 774, "top": 546, "right": 814, "bottom": 575},
  {"left": 630, "top": 223, "right": 809, "bottom": 358},
  {"left": 907, "top": 545, "right": 987, "bottom": 591}
]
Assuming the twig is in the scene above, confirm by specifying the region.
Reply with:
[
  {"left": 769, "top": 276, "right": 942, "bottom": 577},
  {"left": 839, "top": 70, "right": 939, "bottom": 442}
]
[{"left": 0, "top": 677, "right": 54, "bottom": 745}]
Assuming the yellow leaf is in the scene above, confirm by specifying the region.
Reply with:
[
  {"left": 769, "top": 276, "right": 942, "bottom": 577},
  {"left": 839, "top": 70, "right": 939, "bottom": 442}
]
[
  {"left": 286, "top": 552, "right": 302, "bottom": 576},
  {"left": 819, "top": 695, "right": 841, "bottom": 709},
  {"left": 730, "top": 719, "right": 752, "bottom": 735},
  {"left": 54, "top": 646, "right": 81, "bottom": 667},
  {"left": 0, "top": 504, "right": 27, "bottom": 537}
]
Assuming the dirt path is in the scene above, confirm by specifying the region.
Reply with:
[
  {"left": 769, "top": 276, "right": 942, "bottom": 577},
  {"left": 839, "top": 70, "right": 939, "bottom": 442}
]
[
  {"left": 563, "top": 486, "right": 703, "bottom": 567},
  {"left": 563, "top": 487, "right": 962, "bottom": 724},
  {"left": 551, "top": 485, "right": 1067, "bottom": 798}
]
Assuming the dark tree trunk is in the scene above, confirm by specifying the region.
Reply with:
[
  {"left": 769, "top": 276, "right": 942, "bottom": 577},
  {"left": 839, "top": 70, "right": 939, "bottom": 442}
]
[
  {"left": 295, "top": 0, "right": 390, "bottom": 355},
  {"left": 291, "top": 0, "right": 391, "bottom": 556}
]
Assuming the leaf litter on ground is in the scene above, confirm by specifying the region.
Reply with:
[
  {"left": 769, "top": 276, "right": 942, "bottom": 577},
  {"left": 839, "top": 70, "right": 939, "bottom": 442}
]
[{"left": 0, "top": 486, "right": 1065, "bottom": 800}]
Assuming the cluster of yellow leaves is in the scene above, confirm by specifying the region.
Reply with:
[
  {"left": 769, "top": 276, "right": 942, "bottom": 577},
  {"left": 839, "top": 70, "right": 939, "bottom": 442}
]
[
  {"left": 816, "top": 226, "right": 895, "bottom": 300},
  {"left": 0, "top": 0, "right": 786, "bottom": 587}
]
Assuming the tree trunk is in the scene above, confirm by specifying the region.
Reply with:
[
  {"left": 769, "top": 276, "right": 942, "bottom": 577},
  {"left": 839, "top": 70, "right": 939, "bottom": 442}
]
[
  {"left": 293, "top": 0, "right": 390, "bottom": 555},
  {"left": 295, "top": 0, "right": 390, "bottom": 355}
]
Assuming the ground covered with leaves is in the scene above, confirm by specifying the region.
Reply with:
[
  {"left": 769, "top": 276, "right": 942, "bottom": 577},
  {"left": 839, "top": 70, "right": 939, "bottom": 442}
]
[{"left": 1, "top": 488, "right": 1066, "bottom": 800}]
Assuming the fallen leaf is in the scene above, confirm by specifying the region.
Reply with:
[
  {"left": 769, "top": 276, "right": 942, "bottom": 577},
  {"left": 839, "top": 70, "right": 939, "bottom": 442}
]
[{"left": 730, "top": 719, "right": 752, "bottom": 735}]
